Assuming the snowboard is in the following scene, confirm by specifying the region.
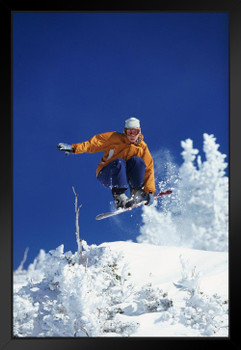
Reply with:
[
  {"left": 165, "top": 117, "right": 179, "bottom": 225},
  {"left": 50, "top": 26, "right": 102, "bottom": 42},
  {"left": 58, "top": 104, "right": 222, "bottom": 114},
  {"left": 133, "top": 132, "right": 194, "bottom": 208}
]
[{"left": 95, "top": 190, "right": 173, "bottom": 220}]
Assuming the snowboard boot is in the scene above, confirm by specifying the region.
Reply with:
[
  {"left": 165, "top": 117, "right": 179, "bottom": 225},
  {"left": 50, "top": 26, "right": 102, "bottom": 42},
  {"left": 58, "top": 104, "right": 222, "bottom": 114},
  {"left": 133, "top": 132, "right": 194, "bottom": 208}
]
[
  {"left": 130, "top": 187, "right": 148, "bottom": 204},
  {"left": 112, "top": 188, "right": 134, "bottom": 209}
]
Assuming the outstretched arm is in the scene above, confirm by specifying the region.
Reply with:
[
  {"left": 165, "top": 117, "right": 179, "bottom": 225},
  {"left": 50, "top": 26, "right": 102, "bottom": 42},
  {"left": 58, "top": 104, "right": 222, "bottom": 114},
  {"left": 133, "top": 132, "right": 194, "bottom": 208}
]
[
  {"left": 72, "top": 132, "right": 114, "bottom": 154},
  {"left": 142, "top": 146, "right": 156, "bottom": 195}
]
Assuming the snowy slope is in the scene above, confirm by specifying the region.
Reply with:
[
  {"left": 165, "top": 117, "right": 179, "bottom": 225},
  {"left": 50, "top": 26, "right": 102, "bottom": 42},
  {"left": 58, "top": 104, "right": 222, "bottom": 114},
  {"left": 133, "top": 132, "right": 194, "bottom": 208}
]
[
  {"left": 13, "top": 133, "right": 228, "bottom": 337},
  {"left": 103, "top": 241, "right": 228, "bottom": 296},
  {"left": 13, "top": 241, "right": 228, "bottom": 337}
]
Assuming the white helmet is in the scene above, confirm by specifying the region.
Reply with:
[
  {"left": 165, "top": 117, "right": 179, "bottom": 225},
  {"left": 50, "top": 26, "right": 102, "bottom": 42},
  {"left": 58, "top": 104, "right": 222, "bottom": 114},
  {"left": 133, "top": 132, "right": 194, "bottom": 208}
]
[{"left": 125, "top": 117, "right": 140, "bottom": 129}]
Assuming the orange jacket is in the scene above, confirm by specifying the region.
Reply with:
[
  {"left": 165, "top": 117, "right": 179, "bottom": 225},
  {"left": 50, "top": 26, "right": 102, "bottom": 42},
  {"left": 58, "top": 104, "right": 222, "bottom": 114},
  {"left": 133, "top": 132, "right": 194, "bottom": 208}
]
[{"left": 72, "top": 132, "right": 155, "bottom": 194}]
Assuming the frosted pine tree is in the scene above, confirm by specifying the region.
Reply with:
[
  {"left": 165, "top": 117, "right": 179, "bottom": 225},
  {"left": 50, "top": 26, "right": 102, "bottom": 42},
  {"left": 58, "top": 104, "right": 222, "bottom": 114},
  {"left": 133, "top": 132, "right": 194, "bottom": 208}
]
[
  {"left": 172, "top": 138, "right": 202, "bottom": 248},
  {"left": 172, "top": 133, "right": 228, "bottom": 251},
  {"left": 191, "top": 134, "right": 228, "bottom": 251},
  {"left": 137, "top": 133, "right": 228, "bottom": 252}
]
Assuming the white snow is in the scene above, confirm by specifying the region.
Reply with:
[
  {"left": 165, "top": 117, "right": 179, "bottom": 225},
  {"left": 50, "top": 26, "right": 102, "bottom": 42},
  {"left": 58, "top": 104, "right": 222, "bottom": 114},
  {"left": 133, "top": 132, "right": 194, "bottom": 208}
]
[
  {"left": 13, "top": 134, "right": 229, "bottom": 337},
  {"left": 14, "top": 241, "right": 228, "bottom": 338},
  {"left": 101, "top": 241, "right": 228, "bottom": 296},
  {"left": 138, "top": 134, "right": 228, "bottom": 252}
]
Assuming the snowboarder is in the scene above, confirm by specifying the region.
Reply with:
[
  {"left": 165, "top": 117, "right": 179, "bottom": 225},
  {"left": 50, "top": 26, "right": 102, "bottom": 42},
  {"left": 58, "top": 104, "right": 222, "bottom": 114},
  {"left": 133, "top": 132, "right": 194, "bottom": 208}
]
[{"left": 57, "top": 117, "right": 155, "bottom": 209}]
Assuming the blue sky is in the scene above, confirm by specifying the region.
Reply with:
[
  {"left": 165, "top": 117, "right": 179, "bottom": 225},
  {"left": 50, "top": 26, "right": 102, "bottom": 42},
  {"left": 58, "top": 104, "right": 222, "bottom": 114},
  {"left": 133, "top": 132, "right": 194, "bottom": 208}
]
[{"left": 13, "top": 12, "right": 229, "bottom": 269}]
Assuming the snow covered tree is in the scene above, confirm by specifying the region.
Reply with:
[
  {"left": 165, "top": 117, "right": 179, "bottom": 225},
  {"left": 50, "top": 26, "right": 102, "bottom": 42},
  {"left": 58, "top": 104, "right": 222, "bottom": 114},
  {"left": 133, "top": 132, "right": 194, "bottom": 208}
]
[
  {"left": 13, "top": 243, "right": 174, "bottom": 337},
  {"left": 137, "top": 133, "right": 228, "bottom": 252},
  {"left": 175, "top": 255, "right": 228, "bottom": 335},
  {"left": 178, "top": 133, "right": 228, "bottom": 251}
]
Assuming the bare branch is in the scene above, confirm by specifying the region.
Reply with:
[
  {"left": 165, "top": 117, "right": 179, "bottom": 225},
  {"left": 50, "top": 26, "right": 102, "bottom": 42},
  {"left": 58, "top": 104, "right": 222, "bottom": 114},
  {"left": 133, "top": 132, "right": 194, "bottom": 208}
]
[
  {"left": 16, "top": 247, "right": 29, "bottom": 272},
  {"left": 85, "top": 255, "right": 88, "bottom": 273},
  {"left": 72, "top": 186, "right": 83, "bottom": 264}
]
